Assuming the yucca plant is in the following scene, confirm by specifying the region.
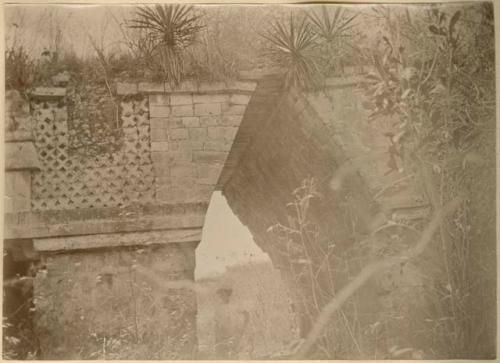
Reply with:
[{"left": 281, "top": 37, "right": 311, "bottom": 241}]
[
  {"left": 308, "top": 6, "right": 358, "bottom": 76},
  {"left": 261, "top": 14, "right": 320, "bottom": 90},
  {"left": 308, "top": 7, "right": 358, "bottom": 44},
  {"left": 128, "top": 5, "right": 204, "bottom": 85}
]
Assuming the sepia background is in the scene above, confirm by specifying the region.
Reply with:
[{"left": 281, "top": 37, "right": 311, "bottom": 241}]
[{"left": 2, "top": 1, "right": 497, "bottom": 360}]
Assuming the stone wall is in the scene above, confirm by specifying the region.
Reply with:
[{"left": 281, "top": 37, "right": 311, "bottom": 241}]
[
  {"left": 222, "top": 77, "right": 431, "bottom": 358},
  {"left": 5, "top": 90, "right": 40, "bottom": 213},
  {"left": 34, "top": 239, "right": 198, "bottom": 359},
  {"left": 117, "top": 80, "right": 255, "bottom": 205},
  {"left": 4, "top": 78, "right": 256, "bottom": 359}
]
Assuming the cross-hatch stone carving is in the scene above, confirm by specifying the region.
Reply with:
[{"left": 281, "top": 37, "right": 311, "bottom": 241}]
[{"left": 31, "top": 95, "right": 155, "bottom": 211}]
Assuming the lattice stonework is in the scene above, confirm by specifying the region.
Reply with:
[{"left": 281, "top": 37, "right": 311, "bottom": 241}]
[{"left": 31, "top": 96, "right": 155, "bottom": 211}]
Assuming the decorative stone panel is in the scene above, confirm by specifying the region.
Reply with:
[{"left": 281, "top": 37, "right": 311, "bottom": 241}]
[{"left": 30, "top": 90, "right": 155, "bottom": 211}]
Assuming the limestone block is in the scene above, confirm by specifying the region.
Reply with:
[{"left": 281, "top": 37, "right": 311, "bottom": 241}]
[
  {"left": 198, "top": 82, "right": 226, "bottom": 92},
  {"left": 226, "top": 80, "right": 257, "bottom": 91},
  {"left": 194, "top": 103, "right": 221, "bottom": 116},
  {"left": 197, "top": 164, "right": 222, "bottom": 185},
  {"left": 199, "top": 116, "right": 220, "bottom": 126},
  {"left": 33, "top": 229, "right": 203, "bottom": 251},
  {"left": 188, "top": 127, "right": 207, "bottom": 142},
  {"left": 151, "top": 141, "right": 169, "bottom": 152},
  {"left": 4, "top": 170, "right": 32, "bottom": 213},
  {"left": 170, "top": 162, "right": 197, "bottom": 179},
  {"left": 182, "top": 117, "right": 200, "bottom": 128},
  {"left": 170, "top": 141, "right": 203, "bottom": 151},
  {"left": 149, "top": 94, "right": 170, "bottom": 106},
  {"left": 138, "top": 82, "right": 164, "bottom": 93},
  {"left": 230, "top": 94, "right": 251, "bottom": 105},
  {"left": 150, "top": 117, "right": 167, "bottom": 129},
  {"left": 204, "top": 141, "right": 232, "bottom": 152},
  {"left": 150, "top": 129, "right": 169, "bottom": 142},
  {"left": 222, "top": 104, "right": 246, "bottom": 116},
  {"left": 207, "top": 126, "right": 238, "bottom": 141},
  {"left": 220, "top": 115, "right": 243, "bottom": 126},
  {"left": 193, "top": 94, "right": 229, "bottom": 104},
  {"left": 171, "top": 105, "right": 194, "bottom": 117},
  {"left": 167, "top": 80, "right": 198, "bottom": 93},
  {"left": 5, "top": 141, "right": 41, "bottom": 171},
  {"left": 163, "top": 151, "right": 193, "bottom": 163},
  {"left": 193, "top": 151, "right": 227, "bottom": 164},
  {"left": 168, "top": 117, "right": 184, "bottom": 129},
  {"left": 150, "top": 105, "right": 171, "bottom": 118},
  {"left": 170, "top": 94, "right": 193, "bottom": 105},
  {"left": 169, "top": 128, "right": 189, "bottom": 141}
]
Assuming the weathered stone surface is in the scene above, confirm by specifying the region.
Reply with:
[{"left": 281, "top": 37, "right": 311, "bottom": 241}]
[
  {"left": 170, "top": 141, "right": 203, "bottom": 152},
  {"left": 33, "top": 228, "right": 202, "bottom": 251},
  {"left": 193, "top": 151, "right": 227, "bottom": 164},
  {"left": 5, "top": 90, "right": 34, "bottom": 141},
  {"left": 5, "top": 141, "right": 41, "bottom": 170},
  {"left": 168, "top": 117, "right": 184, "bottom": 128},
  {"left": 34, "top": 242, "right": 198, "bottom": 359},
  {"left": 150, "top": 129, "right": 169, "bottom": 142},
  {"left": 207, "top": 126, "right": 238, "bottom": 141},
  {"left": 220, "top": 115, "right": 243, "bottom": 126},
  {"left": 138, "top": 82, "right": 164, "bottom": 93},
  {"left": 169, "top": 128, "right": 189, "bottom": 141},
  {"left": 150, "top": 105, "right": 171, "bottom": 118},
  {"left": 168, "top": 80, "right": 198, "bottom": 93},
  {"left": 199, "top": 116, "right": 220, "bottom": 126},
  {"left": 188, "top": 127, "right": 207, "bottom": 141},
  {"left": 230, "top": 94, "right": 251, "bottom": 105},
  {"left": 194, "top": 103, "right": 221, "bottom": 116},
  {"left": 149, "top": 94, "right": 170, "bottom": 106},
  {"left": 170, "top": 162, "right": 197, "bottom": 179},
  {"left": 4, "top": 204, "right": 208, "bottom": 240},
  {"left": 226, "top": 80, "right": 257, "bottom": 91},
  {"left": 198, "top": 82, "right": 226, "bottom": 92},
  {"left": 204, "top": 141, "right": 232, "bottom": 152},
  {"left": 193, "top": 94, "right": 229, "bottom": 104},
  {"left": 182, "top": 116, "right": 200, "bottom": 128},
  {"left": 171, "top": 105, "right": 194, "bottom": 117},
  {"left": 170, "top": 94, "right": 193, "bottom": 105},
  {"left": 4, "top": 170, "right": 32, "bottom": 213},
  {"left": 222, "top": 104, "right": 246, "bottom": 115},
  {"left": 149, "top": 117, "right": 167, "bottom": 129},
  {"left": 151, "top": 141, "right": 169, "bottom": 152},
  {"left": 197, "top": 164, "right": 222, "bottom": 185}
]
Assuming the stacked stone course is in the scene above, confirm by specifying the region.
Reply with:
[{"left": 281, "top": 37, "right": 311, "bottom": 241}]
[{"left": 116, "top": 80, "right": 255, "bottom": 205}]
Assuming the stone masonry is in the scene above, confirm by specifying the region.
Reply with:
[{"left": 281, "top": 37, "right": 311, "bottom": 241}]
[{"left": 4, "top": 78, "right": 256, "bottom": 359}]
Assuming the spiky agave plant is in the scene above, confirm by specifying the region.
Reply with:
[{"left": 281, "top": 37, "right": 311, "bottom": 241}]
[
  {"left": 129, "top": 5, "right": 204, "bottom": 85},
  {"left": 261, "top": 14, "right": 320, "bottom": 90}
]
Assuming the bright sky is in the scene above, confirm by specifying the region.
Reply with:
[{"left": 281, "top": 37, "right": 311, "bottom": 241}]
[{"left": 195, "top": 191, "right": 270, "bottom": 279}]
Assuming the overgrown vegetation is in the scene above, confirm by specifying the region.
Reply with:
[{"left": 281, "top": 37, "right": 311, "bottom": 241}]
[
  {"left": 359, "top": 3, "right": 495, "bottom": 357},
  {"left": 3, "top": 3, "right": 495, "bottom": 360},
  {"left": 264, "top": 3, "right": 495, "bottom": 359},
  {"left": 260, "top": 7, "right": 359, "bottom": 89}
]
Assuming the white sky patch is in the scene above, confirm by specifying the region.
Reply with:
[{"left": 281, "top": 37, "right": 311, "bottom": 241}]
[{"left": 195, "top": 191, "right": 270, "bottom": 280}]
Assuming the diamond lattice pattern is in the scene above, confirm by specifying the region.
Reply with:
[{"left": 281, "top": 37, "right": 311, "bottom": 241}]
[{"left": 31, "top": 97, "right": 155, "bottom": 211}]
